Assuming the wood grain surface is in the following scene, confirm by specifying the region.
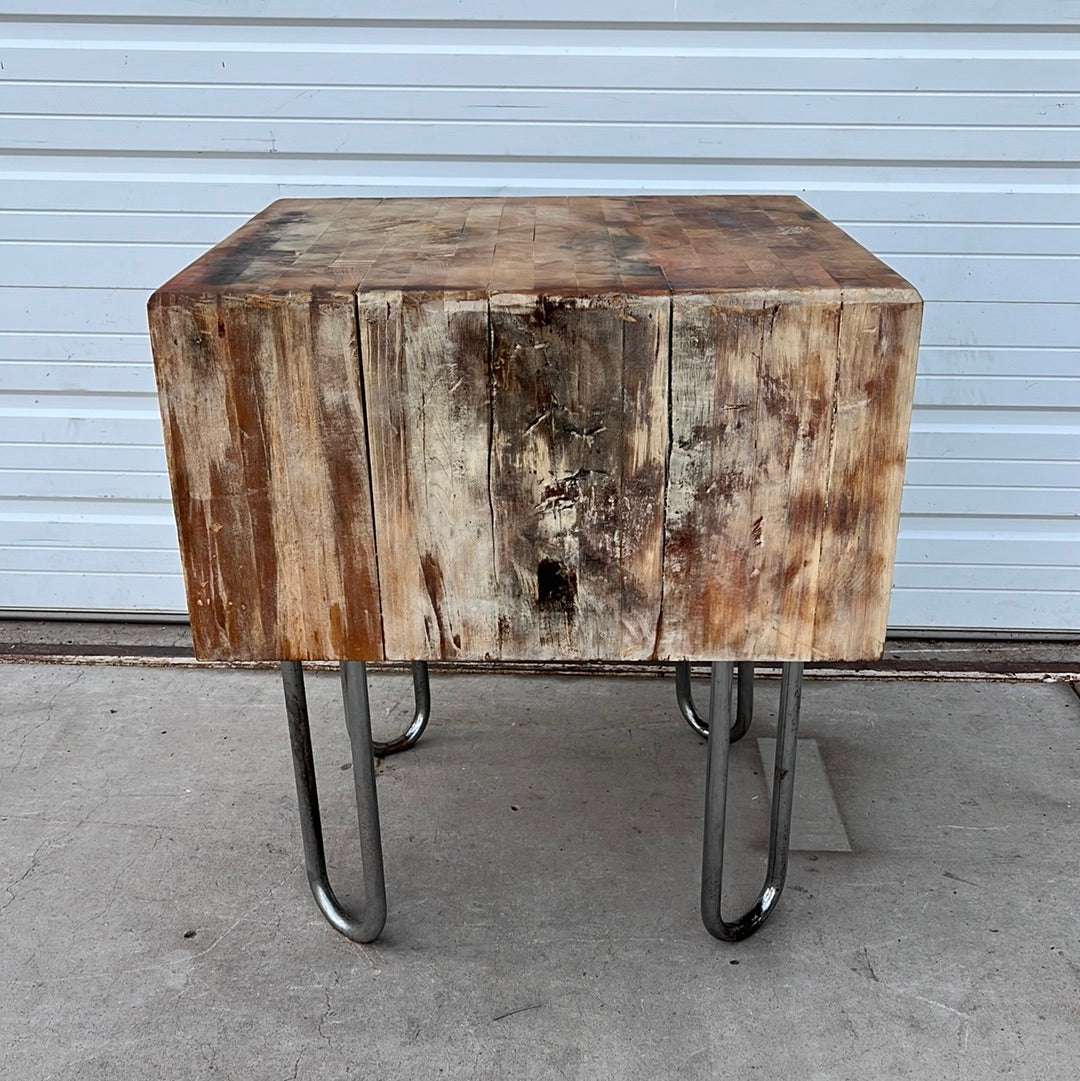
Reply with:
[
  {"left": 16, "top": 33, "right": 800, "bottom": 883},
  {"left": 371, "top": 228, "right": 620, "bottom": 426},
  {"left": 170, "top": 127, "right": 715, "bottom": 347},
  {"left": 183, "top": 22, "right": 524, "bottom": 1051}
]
[
  {"left": 149, "top": 290, "right": 383, "bottom": 660},
  {"left": 150, "top": 195, "right": 921, "bottom": 662}
]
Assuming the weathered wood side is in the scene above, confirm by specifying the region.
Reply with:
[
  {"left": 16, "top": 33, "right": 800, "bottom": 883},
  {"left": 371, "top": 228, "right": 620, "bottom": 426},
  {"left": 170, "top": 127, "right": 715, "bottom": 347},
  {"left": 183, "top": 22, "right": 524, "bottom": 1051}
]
[
  {"left": 488, "top": 293, "right": 669, "bottom": 660},
  {"left": 149, "top": 290, "right": 383, "bottom": 660},
  {"left": 660, "top": 294, "right": 764, "bottom": 659},
  {"left": 358, "top": 290, "right": 498, "bottom": 659},
  {"left": 744, "top": 292, "right": 841, "bottom": 658},
  {"left": 812, "top": 291, "right": 923, "bottom": 658},
  {"left": 660, "top": 291, "right": 842, "bottom": 660},
  {"left": 361, "top": 290, "right": 669, "bottom": 661}
]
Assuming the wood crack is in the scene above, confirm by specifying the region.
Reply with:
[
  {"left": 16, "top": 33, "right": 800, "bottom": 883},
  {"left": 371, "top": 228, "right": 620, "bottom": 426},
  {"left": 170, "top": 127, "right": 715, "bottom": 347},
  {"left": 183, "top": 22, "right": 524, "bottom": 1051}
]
[{"left": 652, "top": 292, "right": 675, "bottom": 661}]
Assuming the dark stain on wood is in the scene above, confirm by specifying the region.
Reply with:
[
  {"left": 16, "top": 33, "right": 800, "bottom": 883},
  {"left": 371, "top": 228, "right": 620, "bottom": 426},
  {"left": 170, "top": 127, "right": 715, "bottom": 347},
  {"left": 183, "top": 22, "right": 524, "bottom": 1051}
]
[
  {"left": 531, "top": 295, "right": 568, "bottom": 326},
  {"left": 419, "top": 551, "right": 453, "bottom": 656},
  {"left": 537, "top": 559, "right": 577, "bottom": 615},
  {"left": 196, "top": 206, "right": 310, "bottom": 288}
]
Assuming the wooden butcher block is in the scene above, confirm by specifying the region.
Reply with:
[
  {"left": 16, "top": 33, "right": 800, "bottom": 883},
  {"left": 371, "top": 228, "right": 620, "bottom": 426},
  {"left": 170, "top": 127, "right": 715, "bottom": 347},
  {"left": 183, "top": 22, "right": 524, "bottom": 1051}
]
[{"left": 148, "top": 195, "right": 921, "bottom": 664}]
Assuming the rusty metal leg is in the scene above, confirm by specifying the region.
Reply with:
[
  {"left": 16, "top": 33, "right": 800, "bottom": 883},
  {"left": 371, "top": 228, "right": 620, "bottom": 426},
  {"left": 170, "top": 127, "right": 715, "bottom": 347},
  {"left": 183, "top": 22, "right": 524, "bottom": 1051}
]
[
  {"left": 282, "top": 660, "right": 387, "bottom": 943},
  {"left": 372, "top": 661, "right": 431, "bottom": 757},
  {"left": 700, "top": 661, "right": 803, "bottom": 942},
  {"left": 675, "top": 661, "right": 755, "bottom": 742}
]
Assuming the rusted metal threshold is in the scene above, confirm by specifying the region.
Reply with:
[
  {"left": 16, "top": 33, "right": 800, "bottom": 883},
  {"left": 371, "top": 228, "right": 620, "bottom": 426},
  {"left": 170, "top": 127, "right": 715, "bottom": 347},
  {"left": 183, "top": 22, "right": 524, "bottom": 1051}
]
[{"left": 1, "top": 622, "right": 1077, "bottom": 683}]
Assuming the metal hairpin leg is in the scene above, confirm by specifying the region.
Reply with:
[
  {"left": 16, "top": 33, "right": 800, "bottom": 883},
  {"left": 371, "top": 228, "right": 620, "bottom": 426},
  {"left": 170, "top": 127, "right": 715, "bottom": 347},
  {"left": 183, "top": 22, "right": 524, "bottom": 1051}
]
[
  {"left": 700, "top": 660, "right": 803, "bottom": 941},
  {"left": 676, "top": 660, "right": 755, "bottom": 742},
  {"left": 372, "top": 660, "right": 431, "bottom": 757},
  {"left": 282, "top": 660, "right": 387, "bottom": 943}
]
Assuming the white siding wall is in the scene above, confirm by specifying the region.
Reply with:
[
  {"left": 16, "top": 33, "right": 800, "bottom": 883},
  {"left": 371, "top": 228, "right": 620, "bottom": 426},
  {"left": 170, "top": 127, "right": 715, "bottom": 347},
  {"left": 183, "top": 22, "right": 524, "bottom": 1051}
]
[{"left": 1, "top": 3, "right": 1077, "bottom": 634}]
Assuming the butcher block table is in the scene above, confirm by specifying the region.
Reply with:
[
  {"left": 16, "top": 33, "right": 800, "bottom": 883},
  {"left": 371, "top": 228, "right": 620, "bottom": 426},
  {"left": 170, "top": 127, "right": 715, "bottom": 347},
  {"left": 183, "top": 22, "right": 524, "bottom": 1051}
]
[{"left": 149, "top": 195, "right": 921, "bottom": 943}]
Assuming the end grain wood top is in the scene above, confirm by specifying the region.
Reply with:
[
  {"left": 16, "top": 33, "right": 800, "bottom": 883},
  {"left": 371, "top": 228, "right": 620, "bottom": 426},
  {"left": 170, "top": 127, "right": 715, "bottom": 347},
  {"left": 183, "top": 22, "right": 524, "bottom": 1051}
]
[
  {"left": 150, "top": 195, "right": 922, "bottom": 664},
  {"left": 155, "top": 195, "right": 914, "bottom": 299}
]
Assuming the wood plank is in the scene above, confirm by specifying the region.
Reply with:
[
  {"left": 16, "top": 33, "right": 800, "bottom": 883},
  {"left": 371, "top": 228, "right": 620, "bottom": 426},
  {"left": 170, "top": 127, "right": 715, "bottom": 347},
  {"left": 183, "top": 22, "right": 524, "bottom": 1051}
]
[
  {"left": 148, "top": 289, "right": 382, "bottom": 660},
  {"left": 746, "top": 293, "right": 842, "bottom": 658},
  {"left": 361, "top": 289, "right": 668, "bottom": 661},
  {"left": 660, "top": 294, "right": 764, "bottom": 660},
  {"left": 358, "top": 289, "right": 497, "bottom": 660},
  {"left": 661, "top": 291, "right": 842, "bottom": 660},
  {"left": 813, "top": 291, "right": 922, "bottom": 657},
  {"left": 488, "top": 293, "right": 669, "bottom": 660}
]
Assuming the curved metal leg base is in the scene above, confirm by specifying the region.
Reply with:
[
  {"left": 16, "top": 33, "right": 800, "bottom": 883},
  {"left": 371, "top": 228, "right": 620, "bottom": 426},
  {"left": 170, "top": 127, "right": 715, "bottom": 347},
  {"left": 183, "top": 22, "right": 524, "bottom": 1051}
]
[
  {"left": 675, "top": 661, "right": 754, "bottom": 742},
  {"left": 282, "top": 660, "right": 387, "bottom": 943},
  {"left": 700, "top": 661, "right": 803, "bottom": 942},
  {"left": 372, "top": 660, "right": 431, "bottom": 757}
]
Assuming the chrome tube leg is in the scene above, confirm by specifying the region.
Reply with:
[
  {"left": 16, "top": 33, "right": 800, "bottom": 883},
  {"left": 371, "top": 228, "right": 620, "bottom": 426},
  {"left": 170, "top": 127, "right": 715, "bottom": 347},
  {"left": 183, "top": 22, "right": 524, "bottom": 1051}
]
[
  {"left": 372, "top": 660, "right": 431, "bottom": 757},
  {"left": 282, "top": 660, "right": 387, "bottom": 943},
  {"left": 732, "top": 662, "right": 755, "bottom": 742},
  {"left": 675, "top": 661, "right": 709, "bottom": 737},
  {"left": 700, "top": 661, "right": 803, "bottom": 942},
  {"left": 675, "top": 661, "right": 755, "bottom": 743}
]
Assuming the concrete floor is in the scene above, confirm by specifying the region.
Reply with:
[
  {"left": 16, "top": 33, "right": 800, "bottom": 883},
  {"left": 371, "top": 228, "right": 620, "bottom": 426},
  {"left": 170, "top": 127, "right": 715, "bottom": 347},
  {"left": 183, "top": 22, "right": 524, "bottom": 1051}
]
[{"left": 2, "top": 663, "right": 1078, "bottom": 1079}]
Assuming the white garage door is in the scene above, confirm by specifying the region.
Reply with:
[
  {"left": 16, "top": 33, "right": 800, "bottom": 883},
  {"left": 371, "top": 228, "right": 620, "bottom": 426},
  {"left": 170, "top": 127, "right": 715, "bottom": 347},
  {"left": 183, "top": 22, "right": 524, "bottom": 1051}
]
[{"left": 1, "top": 2, "right": 1077, "bottom": 635}]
